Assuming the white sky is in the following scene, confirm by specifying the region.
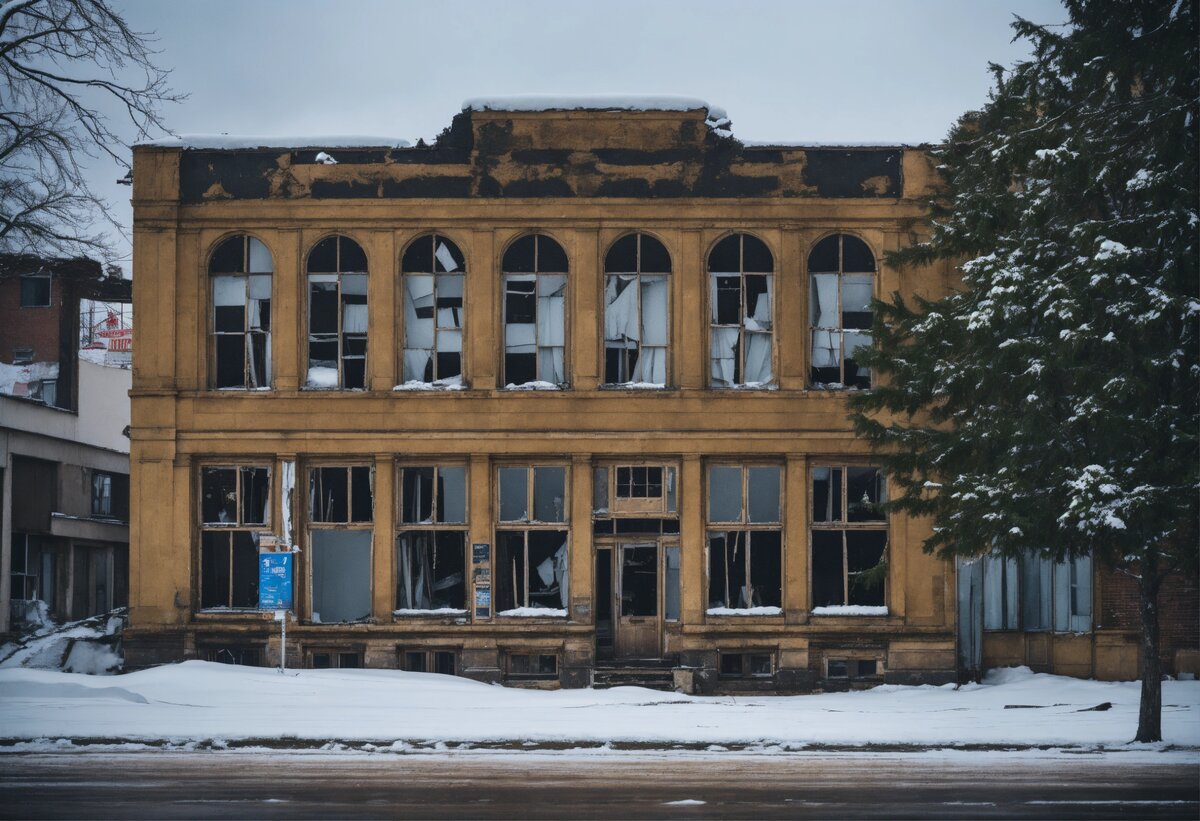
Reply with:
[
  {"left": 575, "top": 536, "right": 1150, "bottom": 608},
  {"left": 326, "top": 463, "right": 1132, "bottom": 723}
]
[{"left": 95, "top": 0, "right": 1068, "bottom": 272}]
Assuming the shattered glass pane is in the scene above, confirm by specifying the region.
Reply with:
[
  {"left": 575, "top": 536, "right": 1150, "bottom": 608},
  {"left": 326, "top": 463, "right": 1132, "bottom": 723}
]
[
  {"left": 240, "top": 467, "right": 270, "bottom": 526},
  {"left": 841, "top": 275, "right": 874, "bottom": 330},
  {"left": 402, "top": 235, "right": 434, "bottom": 273},
  {"left": 812, "top": 467, "right": 842, "bottom": 522},
  {"left": 533, "top": 466, "right": 566, "bottom": 522},
  {"left": 846, "top": 468, "right": 885, "bottom": 522},
  {"left": 201, "top": 467, "right": 238, "bottom": 524},
  {"left": 640, "top": 276, "right": 668, "bottom": 346},
  {"left": 402, "top": 467, "right": 435, "bottom": 523},
  {"left": 434, "top": 238, "right": 464, "bottom": 273}
]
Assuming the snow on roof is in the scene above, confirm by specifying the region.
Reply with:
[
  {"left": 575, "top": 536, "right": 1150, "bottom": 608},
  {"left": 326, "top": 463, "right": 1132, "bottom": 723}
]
[
  {"left": 742, "top": 140, "right": 913, "bottom": 148},
  {"left": 463, "top": 95, "right": 719, "bottom": 116},
  {"left": 139, "top": 135, "right": 412, "bottom": 150}
]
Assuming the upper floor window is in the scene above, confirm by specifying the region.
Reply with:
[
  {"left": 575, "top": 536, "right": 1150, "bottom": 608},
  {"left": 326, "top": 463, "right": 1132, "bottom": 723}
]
[
  {"left": 809, "top": 233, "right": 876, "bottom": 388},
  {"left": 603, "top": 233, "right": 670, "bottom": 386},
  {"left": 306, "top": 235, "right": 368, "bottom": 390},
  {"left": 401, "top": 234, "right": 465, "bottom": 387},
  {"left": 708, "top": 233, "right": 773, "bottom": 388},
  {"left": 210, "top": 235, "right": 272, "bottom": 389},
  {"left": 19, "top": 273, "right": 51, "bottom": 307},
  {"left": 502, "top": 234, "right": 567, "bottom": 388}
]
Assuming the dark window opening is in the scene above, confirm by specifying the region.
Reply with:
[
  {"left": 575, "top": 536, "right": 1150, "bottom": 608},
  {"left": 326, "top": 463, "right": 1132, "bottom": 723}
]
[
  {"left": 306, "top": 235, "right": 367, "bottom": 389},
  {"left": 204, "top": 646, "right": 262, "bottom": 666},
  {"left": 310, "top": 466, "right": 372, "bottom": 523},
  {"left": 19, "top": 274, "right": 51, "bottom": 307},
  {"left": 809, "top": 233, "right": 876, "bottom": 388},
  {"left": 720, "top": 651, "right": 774, "bottom": 678},
  {"left": 495, "top": 530, "right": 568, "bottom": 612},
  {"left": 395, "top": 531, "right": 467, "bottom": 611},
  {"left": 825, "top": 657, "right": 882, "bottom": 681},
  {"left": 708, "top": 530, "right": 781, "bottom": 609},
  {"left": 210, "top": 235, "right": 272, "bottom": 389},
  {"left": 507, "top": 652, "right": 558, "bottom": 679},
  {"left": 620, "top": 544, "right": 657, "bottom": 617},
  {"left": 709, "top": 234, "right": 774, "bottom": 388},
  {"left": 400, "top": 649, "right": 458, "bottom": 675},
  {"left": 309, "top": 649, "right": 363, "bottom": 669}
]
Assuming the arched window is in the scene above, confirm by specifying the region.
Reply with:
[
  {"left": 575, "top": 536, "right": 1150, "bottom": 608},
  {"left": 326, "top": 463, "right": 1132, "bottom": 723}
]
[
  {"left": 501, "top": 234, "right": 568, "bottom": 387},
  {"left": 708, "top": 233, "right": 773, "bottom": 388},
  {"left": 306, "top": 235, "right": 368, "bottom": 389},
  {"left": 401, "top": 234, "right": 465, "bottom": 386},
  {"left": 808, "top": 234, "right": 875, "bottom": 388},
  {"left": 603, "top": 233, "right": 670, "bottom": 386},
  {"left": 210, "top": 234, "right": 272, "bottom": 389}
]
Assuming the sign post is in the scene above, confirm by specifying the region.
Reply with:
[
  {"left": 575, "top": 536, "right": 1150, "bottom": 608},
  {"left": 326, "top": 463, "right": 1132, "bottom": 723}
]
[{"left": 258, "top": 534, "right": 294, "bottom": 674}]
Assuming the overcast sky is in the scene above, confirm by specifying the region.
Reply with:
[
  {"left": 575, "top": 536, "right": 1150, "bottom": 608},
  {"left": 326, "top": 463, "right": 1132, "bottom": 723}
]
[{"left": 97, "top": 0, "right": 1067, "bottom": 272}]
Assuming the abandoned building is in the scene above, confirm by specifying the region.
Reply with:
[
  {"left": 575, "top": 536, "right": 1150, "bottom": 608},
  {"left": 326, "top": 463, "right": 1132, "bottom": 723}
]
[
  {"left": 124, "top": 97, "right": 1196, "bottom": 689},
  {"left": 1, "top": 255, "right": 133, "bottom": 634}
]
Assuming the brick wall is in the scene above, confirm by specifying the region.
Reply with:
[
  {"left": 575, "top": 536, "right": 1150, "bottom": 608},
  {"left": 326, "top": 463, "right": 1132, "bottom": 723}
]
[
  {"left": 1100, "top": 567, "right": 1199, "bottom": 666},
  {"left": 0, "top": 275, "right": 64, "bottom": 363}
]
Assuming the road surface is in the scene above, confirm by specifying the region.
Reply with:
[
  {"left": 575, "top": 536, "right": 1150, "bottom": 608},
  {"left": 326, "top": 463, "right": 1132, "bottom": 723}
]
[{"left": 2, "top": 750, "right": 1197, "bottom": 819}]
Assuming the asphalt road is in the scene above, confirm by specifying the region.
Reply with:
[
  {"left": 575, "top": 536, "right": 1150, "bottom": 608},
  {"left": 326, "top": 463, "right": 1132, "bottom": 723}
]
[{"left": 1, "top": 750, "right": 1197, "bottom": 820}]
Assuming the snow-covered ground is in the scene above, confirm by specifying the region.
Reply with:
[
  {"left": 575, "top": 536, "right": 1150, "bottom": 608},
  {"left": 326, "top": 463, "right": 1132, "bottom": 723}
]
[{"left": 1, "top": 661, "right": 1197, "bottom": 752}]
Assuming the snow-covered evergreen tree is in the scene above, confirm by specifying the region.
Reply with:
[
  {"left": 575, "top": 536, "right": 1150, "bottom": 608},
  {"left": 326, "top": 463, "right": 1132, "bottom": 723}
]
[{"left": 850, "top": 0, "right": 1198, "bottom": 743}]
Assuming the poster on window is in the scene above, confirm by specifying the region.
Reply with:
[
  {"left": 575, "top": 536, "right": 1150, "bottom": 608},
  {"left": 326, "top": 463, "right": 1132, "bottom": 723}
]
[{"left": 259, "top": 553, "right": 293, "bottom": 610}]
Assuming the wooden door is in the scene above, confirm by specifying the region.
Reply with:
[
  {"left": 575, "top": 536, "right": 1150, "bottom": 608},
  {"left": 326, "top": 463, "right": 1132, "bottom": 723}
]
[{"left": 615, "top": 542, "right": 660, "bottom": 659}]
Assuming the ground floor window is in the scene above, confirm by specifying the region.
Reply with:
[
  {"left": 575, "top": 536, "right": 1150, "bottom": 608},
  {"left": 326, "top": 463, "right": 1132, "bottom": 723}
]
[
  {"left": 707, "top": 530, "right": 782, "bottom": 610},
  {"left": 395, "top": 531, "right": 467, "bottom": 612},
  {"left": 825, "top": 656, "right": 883, "bottom": 681},
  {"left": 811, "top": 530, "right": 887, "bottom": 608},
  {"left": 200, "top": 531, "right": 259, "bottom": 609},
  {"left": 983, "top": 552, "right": 1092, "bottom": 633},
  {"left": 494, "top": 530, "right": 568, "bottom": 613},
  {"left": 309, "top": 530, "right": 372, "bottom": 623},
  {"left": 309, "top": 648, "right": 364, "bottom": 669},
  {"left": 202, "top": 645, "right": 262, "bottom": 666}
]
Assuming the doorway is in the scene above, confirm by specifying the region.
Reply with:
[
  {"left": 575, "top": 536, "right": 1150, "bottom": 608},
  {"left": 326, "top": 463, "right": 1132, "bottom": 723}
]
[{"left": 595, "top": 540, "right": 674, "bottom": 661}]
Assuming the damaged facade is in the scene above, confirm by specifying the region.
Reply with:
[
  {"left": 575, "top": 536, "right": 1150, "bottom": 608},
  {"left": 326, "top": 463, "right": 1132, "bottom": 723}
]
[{"left": 125, "top": 98, "right": 1184, "bottom": 689}]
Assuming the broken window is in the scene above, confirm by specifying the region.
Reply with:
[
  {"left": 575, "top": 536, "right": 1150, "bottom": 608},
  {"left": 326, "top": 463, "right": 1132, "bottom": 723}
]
[
  {"left": 603, "top": 233, "right": 670, "bottom": 386},
  {"left": 401, "top": 234, "right": 465, "bottom": 385},
  {"left": 708, "top": 233, "right": 773, "bottom": 388},
  {"left": 395, "top": 465, "right": 468, "bottom": 613},
  {"left": 706, "top": 465, "right": 782, "bottom": 611},
  {"left": 210, "top": 234, "right": 273, "bottom": 389},
  {"left": 825, "top": 656, "right": 882, "bottom": 681},
  {"left": 810, "top": 466, "right": 888, "bottom": 608},
  {"left": 494, "top": 466, "right": 568, "bottom": 613},
  {"left": 502, "top": 234, "right": 567, "bottom": 387},
  {"left": 981, "top": 552, "right": 1092, "bottom": 633},
  {"left": 809, "top": 234, "right": 876, "bottom": 388},
  {"left": 306, "top": 235, "right": 368, "bottom": 389},
  {"left": 199, "top": 465, "right": 270, "bottom": 609},
  {"left": 19, "top": 273, "right": 51, "bottom": 307},
  {"left": 308, "top": 466, "right": 373, "bottom": 623}
]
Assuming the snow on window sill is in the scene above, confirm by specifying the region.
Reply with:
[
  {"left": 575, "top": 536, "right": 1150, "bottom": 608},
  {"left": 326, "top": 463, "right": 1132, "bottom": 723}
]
[
  {"left": 810, "top": 605, "right": 889, "bottom": 617},
  {"left": 495, "top": 607, "right": 567, "bottom": 618},
  {"left": 393, "top": 608, "right": 468, "bottom": 617},
  {"left": 196, "top": 608, "right": 269, "bottom": 617},
  {"left": 215, "top": 386, "right": 273, "bottom": 392},
  {"left": 503, "top": 381, "right": 563, "bottom": 391},
  {"left": 601, "top": 382, "right": 668, "bottom": 390},
  {"left": 712, "top": 382, "right": 778, "bottom": 391},
  {"left": 393, "top": 377, "right": 466, "bottom": 391},
  {"left": 706, "top": 606, "right": 783, "bottom": 616}
]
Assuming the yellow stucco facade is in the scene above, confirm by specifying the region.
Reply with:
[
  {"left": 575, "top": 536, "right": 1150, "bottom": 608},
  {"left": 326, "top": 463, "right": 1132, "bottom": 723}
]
[{"left": 127, "top": 102, "right": 961, "bottom": 690}]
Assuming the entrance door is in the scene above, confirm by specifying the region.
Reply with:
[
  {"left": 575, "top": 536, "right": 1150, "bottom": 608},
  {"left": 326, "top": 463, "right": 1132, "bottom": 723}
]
[{"left": 615, "top": 542, "right": 659, "bottom": 659}]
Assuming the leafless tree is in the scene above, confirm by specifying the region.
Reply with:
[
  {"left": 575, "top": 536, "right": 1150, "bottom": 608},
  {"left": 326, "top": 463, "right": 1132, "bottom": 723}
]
[{"left": 0, "top": 0, "right": 181, "bottom": 260}]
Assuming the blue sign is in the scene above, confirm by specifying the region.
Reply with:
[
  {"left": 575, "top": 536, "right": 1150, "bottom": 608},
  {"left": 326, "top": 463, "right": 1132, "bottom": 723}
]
[{"left": 259, "top": 553, "right": 293, "bottom": 610}]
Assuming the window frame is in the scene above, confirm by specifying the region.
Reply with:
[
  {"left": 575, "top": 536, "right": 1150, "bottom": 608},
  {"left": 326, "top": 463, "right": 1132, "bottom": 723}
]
[
  {"left": 208, "top": 234, "right": 274, "bottom": 390},
  {"left": 399, "top": 233, "right": 467, "bottom": 386},
  {"left": 500, "top": 233, "right": 569, "bottom": 388},
  {"left": 809, "top": 464, "right": 889, "bottom": 611},
  {"left": 305, "top": 234, "right": 369, "bottom": 390},
  {"left": 707, "top": 232, "right": 775, "bottom": 389},
  {"left": 91, "top": 471, "right": 113, "bottom": 517},
  {"left": 594, "top": 463, "right": 678, "bottom": 517},
  {"left": 19, "top": 273, "right": 51, "bottom": 308},
  {"left": 197, "top": 463, "right": 272, "bottom": 611},
  {"left": 504, "top": 651, "right": 559, "bottom": 681},
  {"left": 705, "top": 463, "right": 784, "bottom": 612},
  {"left": 398, "top": 647, "right": 460, "bottom": 675},
  {"left": 808, "top": 232, "right": 877, "bottom": 389},
  {"left": 602, "top": 232, "right": 672, "bottom": 387},
  {"left": 494, "top": 463, "right": 569, "bottom": 614},
  {"left": 981, "top": 551, "right": 1093, "bottom": 634},
  {"left": 394, "top": 463, "right": 470, "bottom": 614},
  {"left": 305, "top": 463, "right": 375, "bottom": 624}
]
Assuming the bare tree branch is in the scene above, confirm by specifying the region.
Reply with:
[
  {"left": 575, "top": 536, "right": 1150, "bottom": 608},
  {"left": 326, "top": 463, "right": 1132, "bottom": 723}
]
[{"left": 0, "top": 0, "right": 182, "bottom": 260}]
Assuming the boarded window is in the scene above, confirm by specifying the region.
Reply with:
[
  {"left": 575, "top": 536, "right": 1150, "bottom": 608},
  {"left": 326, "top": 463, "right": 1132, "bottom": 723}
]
[
  {"left": 809, "top": 234, "right": 875, "bottom": 388},
  {"left": 306, "top": 235, "right": 368, "bottom": 389},
  {"left": 199, "top": 465, "right": 270, "bottom": 609},
  {"left": 708, "top": 234, "right": 773, "bottom": 388},
  {"left": 981, "top": 552, "right": 1092, "bottom": 633},
  {"left": 402, "top": 234, "right": 465, "bottom": 385},
  {"left": 210, "top": 235, "right": 272, "bottom": 389},
  {"left": 502, "top": 234, "right": 567, "bottom": 387},
  {"left": 604, "top": 233, "right": 670, "bottom": 386},
  {"left": 810, "top": 466, "right": 887, "bottom": 608}
]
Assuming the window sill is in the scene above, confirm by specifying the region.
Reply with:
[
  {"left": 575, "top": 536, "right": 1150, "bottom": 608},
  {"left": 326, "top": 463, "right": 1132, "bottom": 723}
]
[
  {"left": 495, "top": 607, "right": 567, "bottom": 618},
  {"left": 706, "top": 606, "right": 783, "bottom": 617},
  {"left": 393, "top": 608, "right": 469, "bottom": 621},
  {"left": 194, "top": 609, "right": 271, "bottom": 619},
  {"left": 810, "top": 605, "right": 889, "bottom": 617}
]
